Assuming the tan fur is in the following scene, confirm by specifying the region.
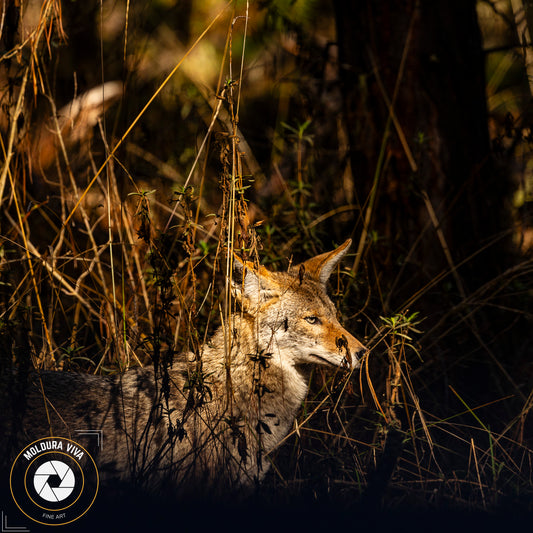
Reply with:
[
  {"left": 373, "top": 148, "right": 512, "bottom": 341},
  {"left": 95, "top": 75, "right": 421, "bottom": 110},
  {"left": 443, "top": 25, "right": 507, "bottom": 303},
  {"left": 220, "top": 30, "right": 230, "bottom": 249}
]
[{"left": 0, "top": 240, "right": 365, "bottom": 492}]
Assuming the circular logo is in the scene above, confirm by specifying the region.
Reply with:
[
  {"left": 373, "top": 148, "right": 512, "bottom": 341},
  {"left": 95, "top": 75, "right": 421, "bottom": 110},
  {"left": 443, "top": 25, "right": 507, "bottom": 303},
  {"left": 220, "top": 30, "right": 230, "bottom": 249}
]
[
  {"left": 33, "top": 460, "right": 76, "bottom": 502},
  {"left": 10, "top": 437, "right": 99, "bottom": 526}
]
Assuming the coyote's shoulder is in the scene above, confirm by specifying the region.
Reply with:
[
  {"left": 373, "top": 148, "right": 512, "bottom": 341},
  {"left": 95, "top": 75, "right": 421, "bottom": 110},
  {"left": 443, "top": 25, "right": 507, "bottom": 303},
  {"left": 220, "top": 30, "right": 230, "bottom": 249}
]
[{"left": 1, "top": 240, "right": 365, "bottom": 491}]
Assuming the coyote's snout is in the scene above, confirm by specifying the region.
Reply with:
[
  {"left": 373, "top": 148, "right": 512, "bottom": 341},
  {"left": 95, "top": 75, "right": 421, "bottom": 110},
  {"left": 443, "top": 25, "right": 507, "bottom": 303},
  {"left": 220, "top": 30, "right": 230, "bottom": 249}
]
[{"left": 1, "top": 240, "right": 365, "bottom": 491}]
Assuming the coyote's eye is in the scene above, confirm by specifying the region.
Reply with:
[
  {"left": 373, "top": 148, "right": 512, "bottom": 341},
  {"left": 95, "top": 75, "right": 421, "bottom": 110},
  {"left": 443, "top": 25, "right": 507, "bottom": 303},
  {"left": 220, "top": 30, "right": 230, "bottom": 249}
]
[{"left": 304, "top": 316, "right": 321, "bottom": 325}]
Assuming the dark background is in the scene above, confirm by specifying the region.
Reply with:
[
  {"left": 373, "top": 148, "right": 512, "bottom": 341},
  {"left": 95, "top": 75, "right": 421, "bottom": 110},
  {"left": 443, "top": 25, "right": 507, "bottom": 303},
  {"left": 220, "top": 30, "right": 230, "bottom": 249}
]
[{"left": 0, "top": 0, "right": 532, "bottom": 518}]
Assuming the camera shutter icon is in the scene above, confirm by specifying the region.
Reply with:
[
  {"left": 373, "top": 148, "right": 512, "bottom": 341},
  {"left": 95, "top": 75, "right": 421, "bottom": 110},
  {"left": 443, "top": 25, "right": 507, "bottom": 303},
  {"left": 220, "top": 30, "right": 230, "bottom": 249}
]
[{"left": 33, "top": 460, "right": 76, "bottom": 502}]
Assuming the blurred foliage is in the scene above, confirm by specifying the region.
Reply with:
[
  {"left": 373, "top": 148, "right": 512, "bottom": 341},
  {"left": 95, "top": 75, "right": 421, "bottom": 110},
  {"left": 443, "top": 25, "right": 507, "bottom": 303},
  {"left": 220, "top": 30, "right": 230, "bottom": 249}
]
[{"left": 0, "top": 0, "right": 532, "bottom": 515}]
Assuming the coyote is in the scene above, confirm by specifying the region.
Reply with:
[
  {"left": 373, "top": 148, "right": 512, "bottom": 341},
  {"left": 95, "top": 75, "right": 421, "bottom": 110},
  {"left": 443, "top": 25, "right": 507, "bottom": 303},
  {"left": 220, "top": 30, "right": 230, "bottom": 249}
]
[{"left": 1, "top": 240, "right": 365, "bottom": 491}]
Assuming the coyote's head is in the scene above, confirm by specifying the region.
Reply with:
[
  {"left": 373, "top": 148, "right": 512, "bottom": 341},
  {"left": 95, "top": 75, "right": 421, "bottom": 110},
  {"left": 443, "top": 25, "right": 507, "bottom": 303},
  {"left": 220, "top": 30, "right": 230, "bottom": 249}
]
[{"left": 233, "top": 240, "right": 366, "bottom": 370}]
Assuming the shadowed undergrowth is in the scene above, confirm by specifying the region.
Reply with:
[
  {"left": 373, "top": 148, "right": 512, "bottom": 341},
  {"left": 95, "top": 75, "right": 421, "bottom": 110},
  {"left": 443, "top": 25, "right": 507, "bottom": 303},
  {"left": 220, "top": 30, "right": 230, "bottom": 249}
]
[{"left": 0, "top": 0, "right": 532, "bottom": 514}]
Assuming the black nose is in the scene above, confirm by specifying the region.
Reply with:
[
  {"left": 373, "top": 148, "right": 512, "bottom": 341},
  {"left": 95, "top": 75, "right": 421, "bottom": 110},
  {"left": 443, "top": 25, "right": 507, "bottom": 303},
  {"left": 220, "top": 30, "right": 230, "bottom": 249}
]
[{"left": 353, "top": 347, "right": 366, "bottom": 366}]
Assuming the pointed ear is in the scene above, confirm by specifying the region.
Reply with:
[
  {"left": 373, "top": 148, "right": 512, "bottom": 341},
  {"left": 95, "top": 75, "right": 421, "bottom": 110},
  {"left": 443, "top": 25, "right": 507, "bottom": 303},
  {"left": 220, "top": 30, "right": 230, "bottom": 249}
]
[
  {"left": 298, "top": 239, "right": 352, "bottom": 285},
  {"left": 232, "top": 256, "right": 280, "bottom": 305}
]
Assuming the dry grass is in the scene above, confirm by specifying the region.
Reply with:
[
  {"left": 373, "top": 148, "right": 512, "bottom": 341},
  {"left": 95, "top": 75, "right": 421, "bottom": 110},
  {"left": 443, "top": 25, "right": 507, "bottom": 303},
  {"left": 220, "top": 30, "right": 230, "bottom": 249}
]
[{"left": 0, "top": 0, "right": 532, "bottom": 515}]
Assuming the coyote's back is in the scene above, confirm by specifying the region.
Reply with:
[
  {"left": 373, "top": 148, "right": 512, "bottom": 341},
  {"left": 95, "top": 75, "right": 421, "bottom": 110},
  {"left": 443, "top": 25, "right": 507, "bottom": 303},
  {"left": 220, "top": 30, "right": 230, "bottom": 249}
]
[{"left": 0, "top": 240, "right": 365, "bottom": 492}]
